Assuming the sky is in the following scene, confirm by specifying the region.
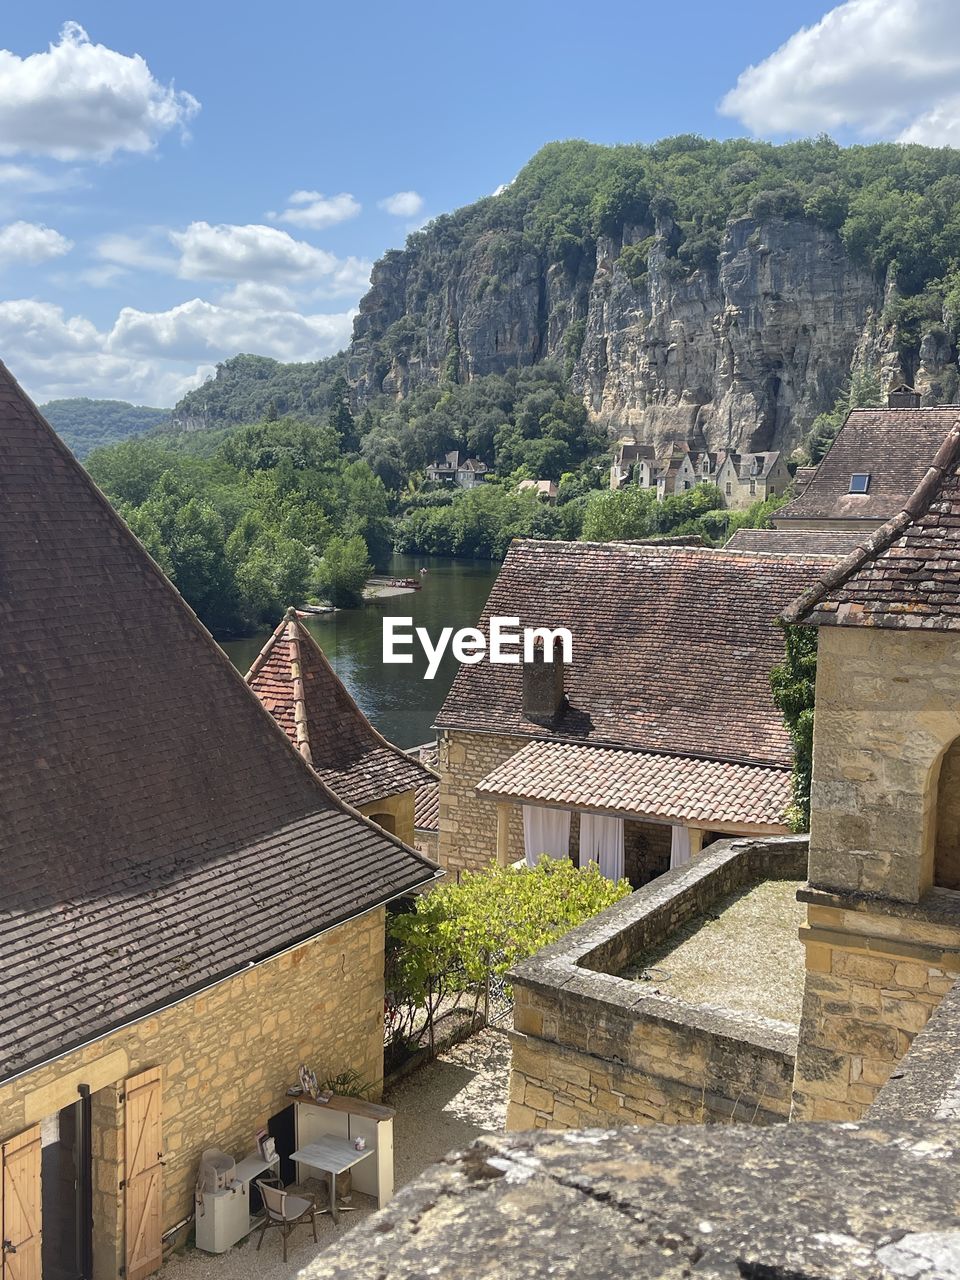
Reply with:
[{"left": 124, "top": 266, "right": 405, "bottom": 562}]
[{"left": 1, "top": 0, "right": 959, "bottom": 407}]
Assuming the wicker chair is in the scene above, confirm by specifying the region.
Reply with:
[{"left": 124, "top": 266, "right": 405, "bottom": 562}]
[{"left": 254, "top": 1177, "right": 319, "bottom": 1262}]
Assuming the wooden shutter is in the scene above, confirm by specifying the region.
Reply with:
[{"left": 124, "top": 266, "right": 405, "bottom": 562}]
[
  {"left": 1, "top": 1125, "right": 41, "bottom": 1280},
  {"left": 124, "top": 1068, "right": 163, "bottom": 1280}
]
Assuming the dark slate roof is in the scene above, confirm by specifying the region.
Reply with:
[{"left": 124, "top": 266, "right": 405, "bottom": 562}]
[
  {"left": 736, "top": 451, "right": 782, "bottom": 481},
  {"left": 435, "top": 541, "right": 833, "bottom": 768},
  {"left": 724, "top": 528, "right": 867, "bottom": 557},
  {"left": 776, "top": 407, "right": 959, "bottom": 522},
  {"left": 0, "top": 363, "right": 437, "bottom": 1081},
  {"left": 784, "top": 422, "right": 960, "bottom": 630},
  {"left": 247, "top": 611, "right": 438, "bottom": 808}
]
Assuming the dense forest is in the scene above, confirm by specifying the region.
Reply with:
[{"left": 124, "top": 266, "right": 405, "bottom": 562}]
[{"left": 43, "top": 397, "right": 170, "bottom": 458}]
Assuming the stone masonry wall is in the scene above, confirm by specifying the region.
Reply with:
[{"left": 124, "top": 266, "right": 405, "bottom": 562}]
[
  {"left": 507, "top": 838, "right": 806, "bottom": 1132},
  {"left": 0, "top": 909, "right": 385, "bottom": 1280},
  {"left": 808, "top": 626, "right": 960, "bottom": 902},
  {"left": 792, "top": 889, "right": 960, "bottom": 1120},
  {"left": 438, "top": 729, "right": 529, "bottom": 877}
]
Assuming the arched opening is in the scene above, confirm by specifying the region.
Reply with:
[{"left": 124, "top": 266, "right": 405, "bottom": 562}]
[
  {"left": 934, "top": 737, "right": 960, "bottom": 890},
  {"left": 368, "top": 811, "right": 397, "bottom": 836}
]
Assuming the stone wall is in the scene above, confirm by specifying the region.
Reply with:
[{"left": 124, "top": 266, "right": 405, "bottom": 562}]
[
  {"left": 792, "top": 888, "right": 960, "bottom": 1120},
  {"left": 507, "top": 838, "right": 806, "bottom": 1132},
  {"left": 0, "top": 909, "right": 385, "bottom": 1280},
  {"left": 438, "top": 729, "right": 529, "bottom": 877},
  {"left": 360, "top": 788, "right": 416, "bottom": 846},
  {"left": 808, "top": 626, "right": 960, "bottom": 902}
]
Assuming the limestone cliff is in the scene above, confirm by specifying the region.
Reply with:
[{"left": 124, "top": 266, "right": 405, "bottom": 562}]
[{"left": 349, "top": 214, "right": 901, "bottom": 455}]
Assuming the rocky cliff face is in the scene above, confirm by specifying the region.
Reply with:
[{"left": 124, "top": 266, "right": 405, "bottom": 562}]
[{"left": 348, "top": 215, "right": 905, "bottom": 455}]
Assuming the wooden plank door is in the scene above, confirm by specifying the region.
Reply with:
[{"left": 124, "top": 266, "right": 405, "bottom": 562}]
[
  {"left": 124, "top": 1068, "right": 163, "bottom": 1280},
  {"left": 1, "top": 1125, "right": 41, "bottom": 1280}
]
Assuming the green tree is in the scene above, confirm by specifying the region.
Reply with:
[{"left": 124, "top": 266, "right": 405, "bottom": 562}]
[
  {"left": 771, "top": 624, "right": 818, "bottom": 832},
  {"left": 317, "top": 534, "right": 372, "bottom": 607}
]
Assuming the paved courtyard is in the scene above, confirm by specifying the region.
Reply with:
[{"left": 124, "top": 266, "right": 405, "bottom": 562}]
[{"left": 162, "top": 1027, "right": 512, "bottom": 1280}]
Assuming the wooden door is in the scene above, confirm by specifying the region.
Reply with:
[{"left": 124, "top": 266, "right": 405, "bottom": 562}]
[
  {"left": 124, "top": 1068, "right": 163, "bottom": 1280},
  {"left": 1, "top": 1126, "right": 41, "bottom": 1280}
]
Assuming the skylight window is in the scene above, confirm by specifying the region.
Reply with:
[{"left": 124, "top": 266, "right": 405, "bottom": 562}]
[{"left": 849, "top": 473, "right": 871, "bottom": 494}]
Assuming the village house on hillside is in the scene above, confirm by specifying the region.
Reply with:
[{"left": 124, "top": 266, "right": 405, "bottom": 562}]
[
  {"left": 425, "top": 449, "right": 489, "bottom": 489},
  {"left": 609, "top": 440, "right": 655, "bottom": 490},
  {"left": 0, "top": 365, "right": 437, "bottom": 1280},
  {"left": 247, "top": 609, "right": 437, "bottom": 845},
  {"left": 715, "top": 449, "right": 792, "bottom": 508},
  {"left": 774, "top": 389, "right": 959, "bottom": 532},
  {"left": 433, "top": 540, "right": 834, "bottom": 884}
]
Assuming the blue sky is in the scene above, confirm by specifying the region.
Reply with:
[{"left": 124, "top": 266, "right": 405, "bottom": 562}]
[{"left": 1, "top": 0, "right": 957, "bottom": 405}]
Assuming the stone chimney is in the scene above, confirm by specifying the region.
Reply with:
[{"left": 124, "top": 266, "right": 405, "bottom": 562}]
[
  {"left": 888, "top": 385, "right": 922, "bottom": 408},
  {"left": 522, "top": 637, "right": 566, "bottom": 727}
]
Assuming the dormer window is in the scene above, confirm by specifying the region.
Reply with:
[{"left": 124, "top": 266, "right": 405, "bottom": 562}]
[{"left": 849, "top": 473, "right": 871, "bottom": 494}]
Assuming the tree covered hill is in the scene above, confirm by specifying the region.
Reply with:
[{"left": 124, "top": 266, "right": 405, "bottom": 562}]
[
  {"left": 42, "top": 397, "right": 171, "bottom": 458},
  {"left": 170, "top": 137, "right": 960, "bottom": 461}
]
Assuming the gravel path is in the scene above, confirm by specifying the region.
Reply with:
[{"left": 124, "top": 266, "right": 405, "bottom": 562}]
[{"left": 161, "top": 1027, "right": 511, "bottom": 1280}]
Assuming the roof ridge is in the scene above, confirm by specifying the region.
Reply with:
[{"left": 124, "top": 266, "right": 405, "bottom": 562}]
[
  {"left": 289, "top": 612, "right": 441, "bottom": 782},
  {"left": 782, "top": 418, "right": 960, "bottom": 625},
  {"left": 285, "top": 609, "right": 314, "bottom": 766}
]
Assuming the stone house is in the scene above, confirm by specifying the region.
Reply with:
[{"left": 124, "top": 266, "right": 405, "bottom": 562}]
[
  {"left": 715, "top": 450, "right": 791, "bottom": 509},
  {"left": 425, "top": 449, "right": 489, "bottom": 489},
  {"left": 434, "top": 540, "right": 834, "bottom": 883},
  {"left": 247, "top": 609, "right": 438, "bottom": 845},
  {"left": 609, "top": 441, "right": 655, "bottom": 490},
  {"left": 782, "top": 416, "right": 960, "bottom": 1120},
  {"left": 654, "top": 450, "right": 698, "bottom": 499},
  {"left": 0, "top": 366, "right": 437, "bottom": 1280},
  {"left": 773, "top": 390, "right": 959, "bottom": 532}
]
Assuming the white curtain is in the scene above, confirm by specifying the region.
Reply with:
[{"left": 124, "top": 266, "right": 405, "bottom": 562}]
[
  {"left": 522, "top": 805, "right": 572, "bottom": 867},
  {"left": 579, "top": 812, "right": 625, "bottom": 882},
  {"left": 670, "top": 824, "right": 692, "bottom": 870}
]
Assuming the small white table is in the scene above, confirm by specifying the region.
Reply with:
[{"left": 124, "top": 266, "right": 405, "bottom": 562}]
[{"left": 291, "top": 1138, "right": 375, "bottom": 1222}]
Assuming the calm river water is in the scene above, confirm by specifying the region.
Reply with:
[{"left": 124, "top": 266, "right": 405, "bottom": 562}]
[{"left": 221, "top": 553, "right": 500, "bottom": 747}]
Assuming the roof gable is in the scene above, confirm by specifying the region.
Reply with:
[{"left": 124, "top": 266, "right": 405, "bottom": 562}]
[
  {"left": 777, "top": 407, "right": 959, "bottom": 522},
  {"left": 783, "top": 422, "right": 960, "bottom": 629},
  {"left": 247, "top": 611, "right": 438, "bottom": 807},
  {"left": 0, "top": 364, "right": 435, "bottom": 1079},
  {"left": 436, "top": 540, "right": 834, "bottom": 767}
]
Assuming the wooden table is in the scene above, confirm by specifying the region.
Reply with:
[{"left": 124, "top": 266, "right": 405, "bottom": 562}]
[{"left": 290, "top": 1138, "right": 375, "bottom": 1222}]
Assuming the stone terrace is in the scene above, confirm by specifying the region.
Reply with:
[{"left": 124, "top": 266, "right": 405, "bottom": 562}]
[{"left": 506, "top": 836, "right": 808, "bottom": 1130}]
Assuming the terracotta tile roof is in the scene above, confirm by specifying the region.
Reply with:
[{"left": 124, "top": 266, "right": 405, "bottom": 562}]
[
  {"left": 476, "top": 741, "right": 791, "bottom": 830},
  {"left": 435, "top": 541, "right": 834, "bottom": 768},
  {"left": 776, "top": 407, "right": 959, "bottom": 523},
  {"left": 0, "top": 363, "right": 437, "bottom": 1082},
  {"left": 725, "top": 528, "right": 866, "bottom": 557},
  {"left": 784, "top": 422, "right": 960, "bottom": 630},
  {"left": 247, "top": 612, "right": 438, "bottom": 809}
]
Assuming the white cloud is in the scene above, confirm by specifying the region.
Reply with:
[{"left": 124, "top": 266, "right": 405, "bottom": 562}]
[
  {"left": 0, "top": 298, "right": 196, "bottom": 404},
  {"left": 0, "top": 162, "right": 75, "bottom": 193},
  {"left": 218, "top": 281, "right": 299, "bottom": 310},
  {"left": 719, "top": 0, "right": 960, "bottom": 144},
  {"left": 109, "top": 297, "right": 354, "bottom": 363},
  {"left": 96, "top": 231, "right": 176, "bottom": 274},
  {"left": 379, "top": 190, "right": 424, "bottom": 217},
  {"left": 269, "top": 190, "right": 361, "bottom": 229},
  {"left": 0, "top": 220, "right": 72, "bottom": 266},
  {"left": 171, "top": 221, "right": 343, "bottom": 283},
  {"left": 0, "top": 22, "right": 199, "bottom": 161},
  {"left": 0, "top": 289, "right": 355, "bottom": 406}
]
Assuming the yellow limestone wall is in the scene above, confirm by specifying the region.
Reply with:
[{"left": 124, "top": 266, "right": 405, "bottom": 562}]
[
  {"left": 793, "top": 626, "right": 960, "bottom": 1118},
  {"left": 0, "top": 910, "right": 385, "bottom": 1280},
  {"left": 360, "top": 788, "right": 416, "bottom": 846},
  {"left": 438, "top": 729, "right": 530, "bottom": 877}
]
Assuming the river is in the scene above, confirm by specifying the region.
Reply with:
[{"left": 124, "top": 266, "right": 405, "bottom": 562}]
[{"left": 221, "top": 553, "right": 500, "bottom": 748}]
